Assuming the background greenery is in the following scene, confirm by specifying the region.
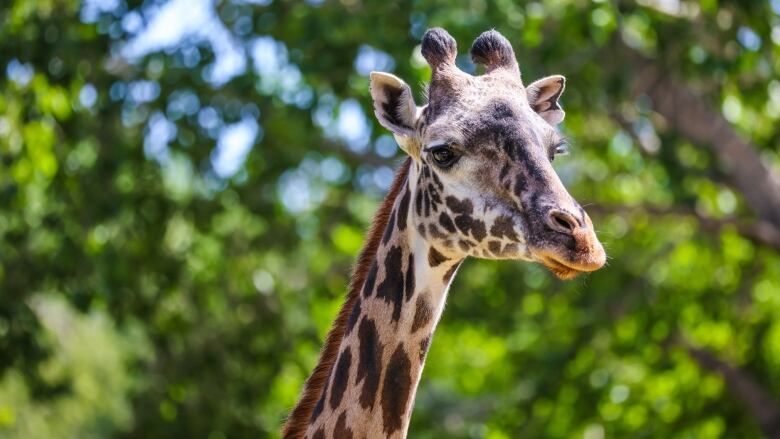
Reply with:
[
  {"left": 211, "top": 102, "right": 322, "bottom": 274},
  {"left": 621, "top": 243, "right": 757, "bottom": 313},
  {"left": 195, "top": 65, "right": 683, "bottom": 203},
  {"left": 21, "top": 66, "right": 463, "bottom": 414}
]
[{"left": 2, "top": 0, "right": 780, "bottom": 437}]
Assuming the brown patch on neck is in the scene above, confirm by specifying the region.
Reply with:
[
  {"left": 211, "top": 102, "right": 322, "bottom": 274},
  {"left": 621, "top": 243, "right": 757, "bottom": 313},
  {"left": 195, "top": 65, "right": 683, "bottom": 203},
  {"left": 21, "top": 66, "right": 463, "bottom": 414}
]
[
  {"left": 282, "top": 158, "right": 412, "bottom": 438},
  {"left": 411, "top": 294, "right": 432, "bottom": 333},
  {"left": 427, "top": 246, "right": 449, "bottom": 267}
]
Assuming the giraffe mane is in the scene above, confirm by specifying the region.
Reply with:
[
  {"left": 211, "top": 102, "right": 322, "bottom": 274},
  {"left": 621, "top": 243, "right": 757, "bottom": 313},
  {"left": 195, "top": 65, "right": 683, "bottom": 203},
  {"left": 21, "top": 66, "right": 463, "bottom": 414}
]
[{"left": 282, "top": 157, "right": 412, "bottom": 439}]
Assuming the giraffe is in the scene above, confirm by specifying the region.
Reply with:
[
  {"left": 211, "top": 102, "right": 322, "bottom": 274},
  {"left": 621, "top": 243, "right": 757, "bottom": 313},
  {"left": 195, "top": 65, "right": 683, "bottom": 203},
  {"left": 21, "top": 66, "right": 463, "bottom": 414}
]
[{"left": 283, "top": 27, "right": 606, "bottom": 439}]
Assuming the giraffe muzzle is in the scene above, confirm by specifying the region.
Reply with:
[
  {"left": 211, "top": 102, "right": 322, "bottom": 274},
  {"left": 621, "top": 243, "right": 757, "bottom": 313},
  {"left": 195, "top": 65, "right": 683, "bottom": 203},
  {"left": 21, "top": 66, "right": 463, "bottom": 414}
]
[{"left": 531, "top": 207, "right": 606, "bottom": 279}]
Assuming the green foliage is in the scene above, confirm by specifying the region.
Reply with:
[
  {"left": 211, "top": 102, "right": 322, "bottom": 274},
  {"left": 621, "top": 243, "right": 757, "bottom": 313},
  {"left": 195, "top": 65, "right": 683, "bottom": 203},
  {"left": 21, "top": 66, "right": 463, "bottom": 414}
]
[{"left": 1, "top": 0, "right": 779, "bottom": 438}]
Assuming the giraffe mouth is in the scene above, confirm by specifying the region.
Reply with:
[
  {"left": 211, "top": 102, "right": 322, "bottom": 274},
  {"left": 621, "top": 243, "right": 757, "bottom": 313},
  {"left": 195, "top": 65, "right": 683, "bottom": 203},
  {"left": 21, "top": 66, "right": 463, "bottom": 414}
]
[
  {"left": 528, "top": 214, "right": 607, "bottom": 280},
  {"left": 535, "top": 246, "right": 606, "bottom": 280},
  {"left": 538, "top": 256, "right": 585, "bottom": 280}
]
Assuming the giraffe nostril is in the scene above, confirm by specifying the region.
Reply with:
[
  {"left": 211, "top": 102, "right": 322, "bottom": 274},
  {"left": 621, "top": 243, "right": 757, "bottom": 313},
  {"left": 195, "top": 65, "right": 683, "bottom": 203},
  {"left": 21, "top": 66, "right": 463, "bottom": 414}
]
[{"left": 547, "top": 210, "right": 579, "bottom": 234}]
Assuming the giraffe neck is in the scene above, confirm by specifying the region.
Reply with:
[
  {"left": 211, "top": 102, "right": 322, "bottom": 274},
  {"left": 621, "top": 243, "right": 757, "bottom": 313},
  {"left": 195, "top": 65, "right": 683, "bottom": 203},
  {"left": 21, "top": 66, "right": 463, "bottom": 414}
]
[{"left": 305, "top": 161, "right": 463, "bottom": 439}]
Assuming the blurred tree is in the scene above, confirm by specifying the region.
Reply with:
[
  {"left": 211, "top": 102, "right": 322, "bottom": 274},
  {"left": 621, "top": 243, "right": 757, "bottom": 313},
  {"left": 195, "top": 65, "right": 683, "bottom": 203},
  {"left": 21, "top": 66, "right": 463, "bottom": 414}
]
[{"left": 0, "top": 0, "right": 779, "bottom": 438}]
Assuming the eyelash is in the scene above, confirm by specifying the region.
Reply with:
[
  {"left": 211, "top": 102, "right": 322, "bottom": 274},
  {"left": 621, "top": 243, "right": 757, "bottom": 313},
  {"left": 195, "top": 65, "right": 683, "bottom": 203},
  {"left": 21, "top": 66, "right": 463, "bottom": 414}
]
[{"left": 549, "top": 137, "right": 570, "bottom": 161}]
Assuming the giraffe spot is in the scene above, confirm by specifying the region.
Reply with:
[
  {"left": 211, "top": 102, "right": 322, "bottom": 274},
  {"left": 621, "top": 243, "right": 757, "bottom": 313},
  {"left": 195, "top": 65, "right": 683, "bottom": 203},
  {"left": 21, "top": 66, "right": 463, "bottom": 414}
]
[
  {"left": 420, "top": 335, "right": 432, "bottom": 361},
  {"left": 381, "top": 343, "right": 413, "bottom": 436},
  {"left": 488, "top": 240, "right": 502, "bottom": 255},
  {"left": 428, "top": 223, "right": 446, "bottom": 239},
  {"left": 397, "top": 187, "right": 411, "bottom": 231},
  {"left": 504, "top": 243, "right": 518, "bottom": 254},
  {"left": 311, "top": 427, "right": 325, "bottom": 439},
  {"left": 382, "top": 209, "right": 396, "bottom": 245},
  {"left": 428, "top": 247, "right": 448, "bottom": 267},
  {"left": 330, "top": 348, "right": 352, "bottom": 410},
  {"left": 428, "top": 184, "right": 441, "bottom": 210},
  {"left": 423, "top": 189, "right": 431, "bottom": 217},
  {"left": 411, "top": 294, "right": 432, "bottom": 333},
  {"left": 454, "top": 214, "right": 486, "bottom": 241},
  {"left": 362, "top": 261, "right": 378, "bottom": 298},
  {"left": 357, "top": 317, "right": 384, "bottom": 410},
  {"left": 458, "top": 240, "right": 473, "bottom": 252},
  {"left": 454, "top": 214, "right": 472, "bottom": 235},
  {"left": 346, "top": 299, "right": 361, "bottom": 335},
  {"left": 443, "top": 260, "right": 462, "bottom": 283},
  {"left": 490, "top": 215, "right": 518, "bottom": 241},
  {"left": 472, "top": 219, "right": 487, "bottom": 241},
  {"left": 405, "top": 254, "right": 415, "bottom": 302},
  {"left": 445, "top": 196, "right": 473, "bottom": 214},
  {"left": 513, "top": 177, "right": 525, "bottom": 199},
  {"left": 310, "top": 385, "right": 327, "bottom": 422},
  {"left": 376, "top": 246, "right": 405, "bottom": 322},
  {"left": 417, "top": 223, "right": 427, "bottom": 238},
  {"left": 333, "top": 412, "right": 353, "bottom": 439},
  {"left": 415, "top": 189, "right": 423, "bottom": 216},
  {"left": 431, "top": 171, "right": 444, "bottom": 191},
  {"left": 439, "top": 212, "right": 456, "bottom": 233}
]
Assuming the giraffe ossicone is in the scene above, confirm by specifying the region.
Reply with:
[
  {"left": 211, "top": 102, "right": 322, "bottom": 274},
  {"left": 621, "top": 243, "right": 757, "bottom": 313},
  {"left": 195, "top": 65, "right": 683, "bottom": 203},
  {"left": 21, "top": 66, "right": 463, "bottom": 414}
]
[{"left": 284, "top": 27, "right": 606, "bottom": 439}]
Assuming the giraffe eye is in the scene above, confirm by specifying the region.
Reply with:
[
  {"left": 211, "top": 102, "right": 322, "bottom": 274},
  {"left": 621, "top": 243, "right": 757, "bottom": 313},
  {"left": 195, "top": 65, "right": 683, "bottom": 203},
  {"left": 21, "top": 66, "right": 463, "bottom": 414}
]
[{"left": 429, "top": 145, "right": 458, "bottom": 167}]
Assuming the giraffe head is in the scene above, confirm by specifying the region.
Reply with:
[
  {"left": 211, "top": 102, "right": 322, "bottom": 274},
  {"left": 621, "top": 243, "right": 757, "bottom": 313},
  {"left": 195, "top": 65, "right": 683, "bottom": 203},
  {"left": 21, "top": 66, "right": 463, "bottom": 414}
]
[{"left": 369, "top": 28, "right": 605, "bottom": 280}]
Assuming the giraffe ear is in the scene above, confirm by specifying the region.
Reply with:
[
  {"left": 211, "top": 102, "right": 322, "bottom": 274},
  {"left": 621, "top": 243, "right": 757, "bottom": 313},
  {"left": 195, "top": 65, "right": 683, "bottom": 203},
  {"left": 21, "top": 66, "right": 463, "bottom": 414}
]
[
  {"left": 370, "top": 72, "right": 420, "bottom": 138},
  {"left": 526, "top": 75, "right": 566, "bottom": 125}
]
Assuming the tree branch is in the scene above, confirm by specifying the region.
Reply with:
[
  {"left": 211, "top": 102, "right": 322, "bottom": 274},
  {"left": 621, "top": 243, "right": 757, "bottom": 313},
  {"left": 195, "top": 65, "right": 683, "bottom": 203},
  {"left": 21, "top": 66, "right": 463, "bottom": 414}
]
[{"left": 626, "top": 52, "right": 780, "bottom": 228}]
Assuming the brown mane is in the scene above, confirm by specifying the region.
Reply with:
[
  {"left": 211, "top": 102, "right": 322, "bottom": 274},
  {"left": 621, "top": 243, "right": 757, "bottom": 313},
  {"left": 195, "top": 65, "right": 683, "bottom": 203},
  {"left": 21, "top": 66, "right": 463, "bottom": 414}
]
[{"left": 282, "top": 157, "right": 412, "bottom": 438}]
